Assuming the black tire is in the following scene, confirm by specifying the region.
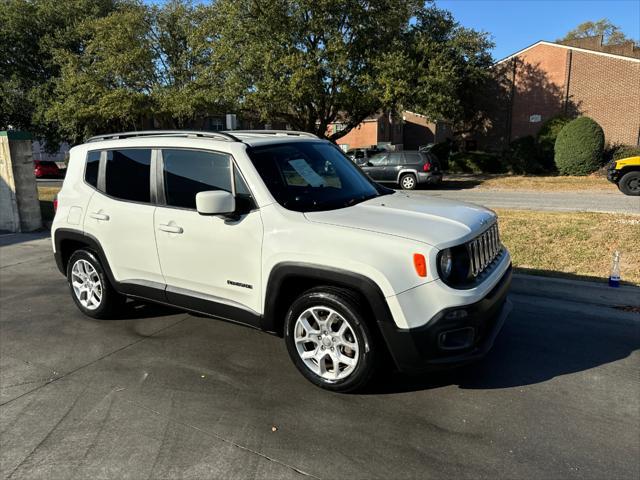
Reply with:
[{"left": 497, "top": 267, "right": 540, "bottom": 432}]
[
  {"left": 618, "top": 170, "right": 640, "bottom": 196},
  {"left": 399, "top": 173, "right": 417, "bottom": 190},
  {"left": 66, "top": 249, "right": 125, "bottom": 319},
  {"left": 284, "top": 287, "right": 377, "bottom": 392}
]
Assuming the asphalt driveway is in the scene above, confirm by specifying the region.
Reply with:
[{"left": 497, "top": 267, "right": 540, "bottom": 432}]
[{"left": 1, "top": 236, "right": 639, "bottom": 479}]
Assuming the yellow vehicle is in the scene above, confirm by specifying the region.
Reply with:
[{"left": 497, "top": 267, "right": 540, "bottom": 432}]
[{"left": 607, "top": 156, "right": 640, "bottom": 196}]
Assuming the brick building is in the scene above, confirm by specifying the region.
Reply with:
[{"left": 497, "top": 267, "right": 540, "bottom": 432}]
[
  {"left": 482, "top": 36, "right": 640, "bottom": 150},
  {"left": 329, "top": 111, "right": 452, "bottom": 151},
  {"left": 329, "top": 112, "right": 404, "bottom": 151}
]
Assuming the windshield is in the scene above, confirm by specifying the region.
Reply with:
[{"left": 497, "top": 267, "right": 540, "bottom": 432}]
[{"left": 247, "top": 141, "right": 390, "bottom": 212}]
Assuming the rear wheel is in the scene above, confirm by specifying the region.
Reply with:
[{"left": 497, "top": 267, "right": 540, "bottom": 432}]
[
  {"left": 67, "top": 249, "right": 125, "bottom": 318},
  {"left": 400, "top": 173, "right": 417, "bottom": 190},
  {"left": 618, "top": 170, "right": 640, "bottom": 196},
  {"left": 284, "top": 287, "right": 377, "bottom": 392}
]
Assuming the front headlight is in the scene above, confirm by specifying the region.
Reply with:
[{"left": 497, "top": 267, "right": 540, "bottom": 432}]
[{"left": 438, "top": 248, "right": 453, "bottom": 280}]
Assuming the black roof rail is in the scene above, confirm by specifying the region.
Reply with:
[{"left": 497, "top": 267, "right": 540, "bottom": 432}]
[
  {"left": 227, "top": 130, "right": 318, "bottom": 139},
  {"left": 86, "top": 130, "right": 241, "bottom": 143}
]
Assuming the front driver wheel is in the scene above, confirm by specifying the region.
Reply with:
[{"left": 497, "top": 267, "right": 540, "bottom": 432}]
[
  {"left": 400, "top": 173, "right": 417, "bottom": 190},
  {"left": 618, "top": 171, "right": 640, "bottom": 196},
  {"left": 284, "top": 287, "right": 376, "bottom": 392}
]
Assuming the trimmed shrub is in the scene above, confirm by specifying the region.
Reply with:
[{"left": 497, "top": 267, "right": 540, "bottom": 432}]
[
  {"left": 505, "top": 135, "right": 544, "bottom": 174},
  {"left": 448, "top": 151, "right": 505, "bottom": 174},
  {"left": 536, "top": 115, "right": 571, "bottom": 170},
  {"left": 554, "top": 117, "right": 604, "bottom": 175},
  {"left": 613, "top": 145, "right": 640, "bottom": 161}
]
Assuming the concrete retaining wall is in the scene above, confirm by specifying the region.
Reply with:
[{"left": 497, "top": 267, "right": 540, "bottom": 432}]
[{"left": 0, "top": 132, "right": 42, "bottom": 232}]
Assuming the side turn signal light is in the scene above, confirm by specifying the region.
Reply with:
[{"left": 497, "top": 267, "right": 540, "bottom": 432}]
[{"left": 413, "top": 253, "right": 427, "bottom": 277}]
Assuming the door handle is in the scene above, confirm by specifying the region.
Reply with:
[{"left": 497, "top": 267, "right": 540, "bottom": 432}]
[
  {"left": 89, "top": 212, "right": 110, "bottom": 221},
  {"left": 158, "top": 224, "right": 183, "bottom": 234}
]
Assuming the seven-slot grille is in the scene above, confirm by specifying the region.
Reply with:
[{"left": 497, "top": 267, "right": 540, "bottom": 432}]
[{"left": 467, "top": 223, "right": 502, "bottom": 278}]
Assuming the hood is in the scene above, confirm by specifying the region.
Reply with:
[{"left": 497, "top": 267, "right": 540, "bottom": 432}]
[{"left": 304, "top": 192, "right": 496, "bottom": 247}]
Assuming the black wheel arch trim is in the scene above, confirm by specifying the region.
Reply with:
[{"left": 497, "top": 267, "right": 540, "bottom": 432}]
[{"left": 262, "top": 262, "right": 395, "bottom": 332}]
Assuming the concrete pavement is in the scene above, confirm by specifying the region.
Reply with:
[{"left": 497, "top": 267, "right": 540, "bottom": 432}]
[
  {"left": 412, "top": 188, "right": 640, "bottom": 214},
  {"left": 1, "top": 236, "right": 639, "bottom": 479}
]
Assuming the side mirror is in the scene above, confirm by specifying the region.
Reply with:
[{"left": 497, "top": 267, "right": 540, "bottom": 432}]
[{"left": 196, "top": 190, "right": 235, "bottom": 216}]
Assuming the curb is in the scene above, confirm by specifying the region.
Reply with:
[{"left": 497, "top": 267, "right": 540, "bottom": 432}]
[{"left": 512, "top": 273, "right": 640, "bottom": 308}]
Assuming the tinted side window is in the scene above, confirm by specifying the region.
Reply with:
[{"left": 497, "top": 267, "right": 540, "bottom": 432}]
[
  {"left": 403, "top": 152, "right": 422, "bottom": 165},
  {"left": 104, "top": 149, "right": 151, "bottom": 203},
  {"left": 368, "top": 153, "right": 388, "bottom": 166},
  {"left": 85, "top": 151, "right": 100, "bottom": 188},
  {"left": 388, "top": 153, "right": 403, "bottom": 165},
  {"left": 163, "top": 149, "right": 231, "bottom": 209}
]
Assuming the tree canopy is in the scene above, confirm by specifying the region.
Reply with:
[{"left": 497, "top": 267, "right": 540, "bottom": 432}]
[
  {"left": 1, "top": 0, "right": 494, "bottom": 145},
  {"left": 560, "top": 19, "right": 638, "bottom": 46}
]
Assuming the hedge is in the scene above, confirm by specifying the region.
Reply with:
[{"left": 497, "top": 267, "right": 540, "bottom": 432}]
[
  {"left": 448, "top": 151, "right": 505, "bottom": 173},
  {"left": 506, "top": 135, "right": 545, "bottom": 174},
  {"left": 613, "top": 145, "right": 640, "bottom": 161},
  {"left": 554, "top": 117, "right": 604, "bottom": 175},
  {"left": 536, "top": 115, "right": 571, "bottom": 171}
]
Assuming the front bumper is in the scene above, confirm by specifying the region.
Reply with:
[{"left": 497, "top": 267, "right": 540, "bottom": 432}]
[
  {"left": 607, "top": 168, "right": 620, "bottom": 184},
  {"left": 379, "top": 265, "right": 512, "bottom": 373}
]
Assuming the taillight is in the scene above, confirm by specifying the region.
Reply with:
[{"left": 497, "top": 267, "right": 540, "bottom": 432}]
[
  {"left": 423, "top": 162, "right": 431, "bottom": 172},
  {"left": 53, "top": 197, "right": 58, "bottom": 212}
]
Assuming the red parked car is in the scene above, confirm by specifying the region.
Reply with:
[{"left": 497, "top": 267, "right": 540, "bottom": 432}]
[{"left": 33, "top": 160, "right": 63, "bottom": 179}]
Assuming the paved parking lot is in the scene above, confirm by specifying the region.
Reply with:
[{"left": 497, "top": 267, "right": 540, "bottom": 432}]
[{"left": 1, "top": 235, "right": 639, "bottom": 479}]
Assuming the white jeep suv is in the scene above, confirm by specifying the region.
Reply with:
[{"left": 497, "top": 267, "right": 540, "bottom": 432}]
[{"left": 52, "top": 130, "right": 512, "bottom": 392}]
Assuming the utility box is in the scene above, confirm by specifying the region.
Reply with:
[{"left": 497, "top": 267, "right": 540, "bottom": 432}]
[
  {"left": 226, "top": 114, "right": 238, "bottom": 130},
  {"left": 0, "top": 131, "right": 42, "bottom": 232}
]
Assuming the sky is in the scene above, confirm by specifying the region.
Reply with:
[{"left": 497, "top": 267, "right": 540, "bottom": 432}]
[{"left": 437, "top": 0, "right": 640, "bottom": 60}]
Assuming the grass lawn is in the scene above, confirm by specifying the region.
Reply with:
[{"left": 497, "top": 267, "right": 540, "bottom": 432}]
[
  {"left": 38, "top": 186, "right": 60, "bottom": 222},
  {"left": 496, "top": 209, "right": 640, "bottom": 285},
  {"left": 445, "top": 174, "right": 617, "bottom": 192}
]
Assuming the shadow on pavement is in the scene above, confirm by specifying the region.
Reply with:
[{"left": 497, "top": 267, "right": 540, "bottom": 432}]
[
  {"left": 102, "top": 300, "right": 180, "bottom": 321},
  {"left": 0, "top": 230, "right": 51, "bottom": 247},
  {"left": 365, "top": 307, "right": 639, "bottom": 394}
]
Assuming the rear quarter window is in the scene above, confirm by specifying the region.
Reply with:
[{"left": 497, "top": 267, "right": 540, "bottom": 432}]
[{"left": 85, "top": 151, "right": 100, "bottom": 188}]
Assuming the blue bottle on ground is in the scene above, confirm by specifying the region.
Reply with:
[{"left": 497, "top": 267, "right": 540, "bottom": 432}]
[{"left": 609, "top": 251, "right": 621, "bottom": 288}]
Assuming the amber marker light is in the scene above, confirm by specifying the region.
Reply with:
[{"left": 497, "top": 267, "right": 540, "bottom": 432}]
[{"left": 413, "top": 253, "right": 427, "bottom": 277}]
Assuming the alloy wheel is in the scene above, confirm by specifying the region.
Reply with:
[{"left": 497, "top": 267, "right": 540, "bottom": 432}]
[
  {"left": 293, "top": 306, "right": 359, "bottom": 381},
  {"left": 71, "top": 259, "right": 103, "bottom": 310},
  {"left": 402, "top": 176, "right": 415, "bottom": 189}
]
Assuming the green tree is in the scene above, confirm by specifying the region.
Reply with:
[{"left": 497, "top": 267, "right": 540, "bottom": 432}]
[
  {"left": 212, "top": 0, "right": 421, "bottom": 139},
  {"left": 560, "top": 19, "right": 638, "bottom": 46},
  {"left": 0, "top": 0, "right": 119, "bottom": 147},
  {"left": 48, "top": 0, "right": 230, "bottom": 143},
  {"left": 212, "top": 1, "right": 492, "bottom": 140},
  {"left": 396, "top": 7, "right": 494, "bottom": 137}
]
